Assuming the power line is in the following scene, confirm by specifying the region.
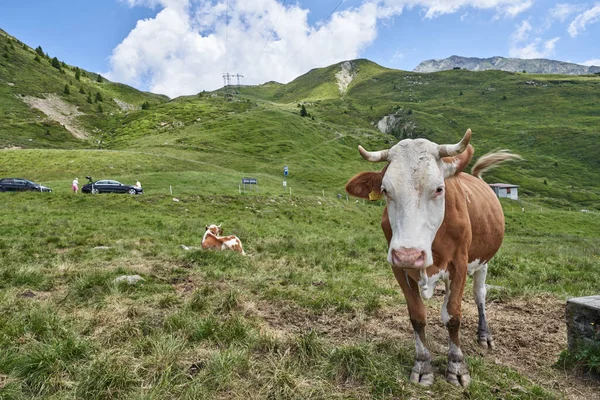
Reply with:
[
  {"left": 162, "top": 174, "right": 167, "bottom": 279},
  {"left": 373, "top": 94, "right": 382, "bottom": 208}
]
[
  {"left": 225, "top": 0, "right": 229, "bottom": 74},
  {"left": 253, "top": 0, "right": 288, "bottom": 68}
]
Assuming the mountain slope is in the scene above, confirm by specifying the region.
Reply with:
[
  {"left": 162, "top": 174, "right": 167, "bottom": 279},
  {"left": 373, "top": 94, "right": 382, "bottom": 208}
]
[
  {"left": 1, "top": 24, "right": 598, "bottom": 209},
  {"left": 242, "top": 62, "right": 600, "bottom": 209},
  {"left": 415, "top": 55, "right": 600, "bottom": 75},
  {"left": 0, "top": 29, "right": 168, "bottom": 149}
]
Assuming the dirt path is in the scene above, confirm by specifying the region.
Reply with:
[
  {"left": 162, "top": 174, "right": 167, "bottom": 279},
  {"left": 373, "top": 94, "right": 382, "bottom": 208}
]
[
  {"left": 246, "top": 293, "right": 599, "bottom": 399},
  {"left": 22, "top": 94, "right": 89, "bottom": 139}
]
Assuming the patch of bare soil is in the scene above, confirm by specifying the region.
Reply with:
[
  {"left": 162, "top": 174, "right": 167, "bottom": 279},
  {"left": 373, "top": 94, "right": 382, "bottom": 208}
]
[
  {"left": 21, "top": 94, "right": 88, "bottom": 139},
  {"left": 113, "top": 98, "right": 140, "bottom": 111},
  {"left": 244, "top": 293, "right": 599, "bottom": 399}
]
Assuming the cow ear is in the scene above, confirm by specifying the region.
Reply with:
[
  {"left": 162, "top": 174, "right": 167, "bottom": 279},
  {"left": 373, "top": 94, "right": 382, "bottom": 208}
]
[
  {"left": 441, "top": 144, "right": 474, "bottom": 179},
  {"left": 346, "top": 171, "right": 384, "bottom": 199},
  {"left": 205, "top": 225, "right": 209, "bottom": 231}
]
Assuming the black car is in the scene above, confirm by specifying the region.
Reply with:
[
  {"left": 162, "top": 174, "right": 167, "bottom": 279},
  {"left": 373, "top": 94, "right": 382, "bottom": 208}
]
[
  {"left": 0, "top": 178, "right": 52, "bottom": 192},
  {"left": 81, "top": 179, "right": 143, "bottom": 195}
]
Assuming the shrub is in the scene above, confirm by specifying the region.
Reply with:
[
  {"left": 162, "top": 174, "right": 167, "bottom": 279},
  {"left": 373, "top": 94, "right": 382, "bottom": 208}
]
[
  {"left": 96, "top": 74, "right": 103, "bottom": 83},
  {"left": 34, "top": 55, "right": 41, "bottom": 62},
  {"left": 141, "top": 101, "right": 150, "bottom": 110},
  {"left": 97, "top": 104, "right": 103, "bottom": 113},
  {"left": 95, "top": 92, "right": 103, "bottom": 103},
  {"left": 75, "top": 68, "right": 81, "bottom": 81},
  {"left": 63, "top": 84, "right": 70, "bottom": 95},
  {"left": 79, "top": 86, "right": 86, "bottom": 94},
  {"left": 558, "top": 341, "right": 600, "bottom": 377},
  {"left": 35, "top": 46, "right": 44, "bottom": 57}
]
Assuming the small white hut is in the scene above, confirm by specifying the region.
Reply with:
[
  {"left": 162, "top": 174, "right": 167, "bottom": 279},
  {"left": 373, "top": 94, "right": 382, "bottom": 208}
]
[{"left": 489, "top": 183, "right": 519, "bottom": 200}]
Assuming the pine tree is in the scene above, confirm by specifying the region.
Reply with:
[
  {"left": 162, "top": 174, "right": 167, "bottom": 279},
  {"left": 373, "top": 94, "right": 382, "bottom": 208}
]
[
  {"left": 79, "top": 86, "right": 86, "bottom": 94},
  {"left": 96, "top": 74, "right": 103, "bottom": 83},
  {"left": 97, "top": 103, "right": 103, "bottom": 113},
  {"left": 35, "top": 46, "right": 44, "bottom": 57},
  {"left": 51, "top": 57, "right": 61, "bottom": 71},
  {"left": 95, "top": 92, "right": 103, "bottom": 103},
  {"left": 75, "top": 68, "right": 81, "bottom": 81},
  {"left": 64, "top": 84, "right": 70, "bottom": 95},
  {"left": 141, "top": 101, "right": 150, "bottom": 110},
  {"left": 300, "top": 104, "right": 308, "bottom": 117},
  {"left": 87, "top": 93, "right": 93, "bottom": 104}
]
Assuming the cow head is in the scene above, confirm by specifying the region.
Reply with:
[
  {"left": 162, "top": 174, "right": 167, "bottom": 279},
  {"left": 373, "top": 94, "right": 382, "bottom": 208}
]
[
  {"left": 205, "top": 224, "right": 223, "bottom": 236},
  {"left": 346, "top": 129, "right": 474, "bottom": 270}
]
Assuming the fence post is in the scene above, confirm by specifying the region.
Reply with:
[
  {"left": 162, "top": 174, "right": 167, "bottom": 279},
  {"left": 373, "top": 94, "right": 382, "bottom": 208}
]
[{"left": 170, "top": 185, "right": 172, "bottom": 196}]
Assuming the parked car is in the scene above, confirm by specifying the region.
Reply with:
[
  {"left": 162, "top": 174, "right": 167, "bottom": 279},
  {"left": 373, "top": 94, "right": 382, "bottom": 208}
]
[
  {"left": 0, "top": 178, "right": 52, "bottom": 192},
  {"left": 81, "top": 179, "right": 143, "bottom": 195}
]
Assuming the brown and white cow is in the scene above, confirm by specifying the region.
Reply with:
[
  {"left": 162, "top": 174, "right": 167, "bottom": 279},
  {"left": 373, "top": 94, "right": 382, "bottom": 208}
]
[
  {"left": 346, "top": 129, "right": 520, "bottom": 387},
  {"left": 202, "top": 224, "right": 246, "bottom": 255}
]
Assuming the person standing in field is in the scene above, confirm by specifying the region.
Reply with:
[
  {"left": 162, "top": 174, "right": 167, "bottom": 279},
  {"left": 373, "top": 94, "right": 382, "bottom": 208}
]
[
  {"left": 135, "top": 180, "right": 141, "bottom": 190},
  {"left": 72, "top": 177, "right": 79, "bottom": 193}
]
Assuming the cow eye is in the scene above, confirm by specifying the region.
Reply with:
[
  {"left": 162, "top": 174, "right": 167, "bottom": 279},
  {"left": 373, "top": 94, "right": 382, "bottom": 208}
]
[{"left": 435, "top": 186, "right": 444, "bottom": 195}]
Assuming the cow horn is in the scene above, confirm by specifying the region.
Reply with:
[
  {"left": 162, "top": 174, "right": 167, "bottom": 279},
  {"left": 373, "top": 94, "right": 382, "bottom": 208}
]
[
  {"left": 438, "top": 129, "right": 472, "bottom": 157},
  {"left": 358, "top": 145, "right": 389, "bottom": 162}
]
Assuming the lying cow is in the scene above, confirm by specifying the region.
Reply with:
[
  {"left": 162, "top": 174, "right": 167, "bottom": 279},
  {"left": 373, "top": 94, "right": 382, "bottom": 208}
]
[
  {"left": 201, "top": 224, "right": 246, "bottom": 255},
  {"left": 346, "top": 129, "right": 519, "bottom": 387}
]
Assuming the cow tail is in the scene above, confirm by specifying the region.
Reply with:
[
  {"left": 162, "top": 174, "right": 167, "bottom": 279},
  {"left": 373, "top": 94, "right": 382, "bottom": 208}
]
[{"left": 471, "top": 150, "right": 522, "bottom": 179}]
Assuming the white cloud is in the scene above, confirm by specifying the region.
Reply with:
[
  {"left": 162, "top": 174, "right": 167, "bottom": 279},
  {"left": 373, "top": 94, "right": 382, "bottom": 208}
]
[
  {"left": 549, "top": 3, "right": 582, "bottom": 22},
  {"left": 509, "top": 19, "right": 560, "bottom": 59},
  {"left": 108, "top": 0, "right": 383, "bottom": 97},
  {"left": 512, "top": 20, "right": 532, "bottom": 42},
  {"left": 381, "top": 0, "right": 533, "bottom": 18},
  {"left": 108, "top": 0, "right": 540, "bottom": 96},
  {"left": 509, "top": 36, "right": 560, "bottom": 58},
  {"left": 568, "top": 5, "right": 600, "bottom": 37},
  {"left": 582, "top": 58, "right": 600, "bottom": 66}
]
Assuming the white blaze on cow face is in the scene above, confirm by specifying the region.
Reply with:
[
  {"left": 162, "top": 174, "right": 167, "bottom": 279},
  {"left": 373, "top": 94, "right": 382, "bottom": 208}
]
[{"left": 382, "top": 139, "right": 456, "bottom": 269}]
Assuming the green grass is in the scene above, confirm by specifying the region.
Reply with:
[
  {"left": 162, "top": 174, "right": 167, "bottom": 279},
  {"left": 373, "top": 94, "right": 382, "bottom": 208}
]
[{"left": 0, "top": 189, "right": 597, "bottom": 398}]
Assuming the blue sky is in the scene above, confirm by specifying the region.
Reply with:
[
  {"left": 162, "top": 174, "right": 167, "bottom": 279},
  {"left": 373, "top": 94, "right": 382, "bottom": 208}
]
[{"left": 1, "top": 0, "right": 599, "bottom": 97}]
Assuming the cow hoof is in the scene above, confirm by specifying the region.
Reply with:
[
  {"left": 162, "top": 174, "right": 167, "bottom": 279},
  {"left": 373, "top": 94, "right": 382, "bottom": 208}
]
[
  {"left": 446, "top": 361, "right": 470, "bottom": 387},
  {"left": 410, "top": 361, "right": 434, "bottom": 386},
  {"left": 478, "top": 333, "right": 495, "bottom": 350}
]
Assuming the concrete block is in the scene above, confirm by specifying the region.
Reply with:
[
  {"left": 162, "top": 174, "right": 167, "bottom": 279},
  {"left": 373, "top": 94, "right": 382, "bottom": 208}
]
[{"left": 566, "top": 295, "right": 600, "bottom": 349}]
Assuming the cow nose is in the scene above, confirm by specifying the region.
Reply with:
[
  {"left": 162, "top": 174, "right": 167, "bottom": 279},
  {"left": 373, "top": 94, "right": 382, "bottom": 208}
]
[{"left": 392, "top": 247, "right": 426, "bottom": 268}]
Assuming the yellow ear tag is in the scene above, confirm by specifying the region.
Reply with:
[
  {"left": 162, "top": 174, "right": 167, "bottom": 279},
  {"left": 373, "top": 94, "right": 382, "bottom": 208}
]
[{"left": 368, "top": 190, "right": 382, "bottom": 201}]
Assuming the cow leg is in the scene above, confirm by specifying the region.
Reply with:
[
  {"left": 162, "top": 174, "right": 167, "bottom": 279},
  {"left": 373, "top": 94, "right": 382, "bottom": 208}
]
[
  {"left": 473, "top": 263, "right": 494, "bottom": 349},
  {"left": 444, "top": 271, "right": 471, "bottom": 387},
  {"left": 393, "top": 269, "right": 434, "bottom": 386}
]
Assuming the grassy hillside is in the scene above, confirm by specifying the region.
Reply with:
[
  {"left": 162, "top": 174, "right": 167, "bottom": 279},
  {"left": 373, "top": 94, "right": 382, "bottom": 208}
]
[
  {"left": 241, "top": 61, "right": 600, "bottom": 209},
  {"left": 2, "top": 28, "right": 598, "bottom": 209},
  {"left": 0, "top": 29, "right": 167, "bottom": 149}
]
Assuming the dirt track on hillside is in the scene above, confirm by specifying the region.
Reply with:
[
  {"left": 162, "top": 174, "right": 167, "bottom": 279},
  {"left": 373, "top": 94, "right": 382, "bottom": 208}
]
[{"left": 246, "top": 293, "right": 599, "bottom": 400}]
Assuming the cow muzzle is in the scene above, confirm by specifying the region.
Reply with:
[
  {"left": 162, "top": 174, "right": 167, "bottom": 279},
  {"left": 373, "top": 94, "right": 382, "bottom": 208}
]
[{"left": 391, "top": 247, "right": 427, "bottom": 269}]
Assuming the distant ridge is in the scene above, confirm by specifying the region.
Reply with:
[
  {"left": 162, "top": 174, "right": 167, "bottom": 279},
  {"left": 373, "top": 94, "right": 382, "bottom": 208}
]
[{"left": 414, "top": 55, "right": 600, "bottom": 75}]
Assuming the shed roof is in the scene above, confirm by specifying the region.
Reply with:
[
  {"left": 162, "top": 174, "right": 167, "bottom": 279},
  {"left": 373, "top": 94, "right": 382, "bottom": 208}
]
[{"left": 489, "top": 183, "right": 520, "bottom": 188}]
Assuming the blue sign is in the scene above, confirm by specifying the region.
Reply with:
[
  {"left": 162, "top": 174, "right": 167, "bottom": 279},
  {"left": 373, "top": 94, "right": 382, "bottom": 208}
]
[{"left": 284, "top": 166, "right": 288, "bottom": 177}]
